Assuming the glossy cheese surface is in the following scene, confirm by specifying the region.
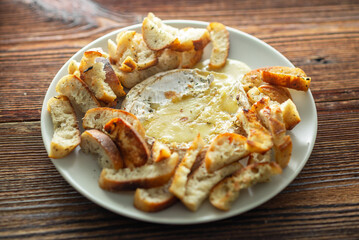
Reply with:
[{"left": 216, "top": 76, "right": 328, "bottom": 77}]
[{"left": 122, "top": 59, "right": 251, "bottom": 147}]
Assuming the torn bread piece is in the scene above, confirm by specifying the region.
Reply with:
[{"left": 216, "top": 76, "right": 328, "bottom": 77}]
[
  {"left": 237, "top": 107, "right": 273, "bottom": 153},
  {"left": 210, "top": 162, "right": 282, "bottom": 211},
  {"left": 99, "top": 152, "right": 179, "bottom": 191},
  {"left": 182, "top": 161, "right": 242, "bottom": 212},
  {"left": 262, "top": 67, "right": 311, "bottom": 91},
  {"left": 82, "top": 107, "right": 146, "bottom": 138},
  {"left": 170, "top": 134, "right": 205, "bottom": 199},
  {"left": 205, "top": 133, "right": 249, "bottom": 173},
  {"left": 142, "top": 12, "right": 179, "bottom": 51},
  {"left": 80, "top": 129, "right": 123, "bottom": 170},
  {"left": 258, "top": 105, "right": 292, "bottom": 168},
  {"left": 68, "top": 60, "right": 80, "bottom": 78},
  {"left": 280, "top": 99, "right": 301, "bottom": 130},
  {"left": 104, "top": 117, "right": 150, "bottom": 169},
  {"left": 47, "top": 95, "right": 80, "bottom": 159},
  {"left": 207, "top": 22, "right": 229, "bottom": 69},
  {"left": 134, "top": 179, "right": 177, "bottom": 212},
  {"left": 56, "top": 74, "right": 101, "bottom": 113},
  {"left": 152, "top": 141, "right": 172, "bottom": 163}
]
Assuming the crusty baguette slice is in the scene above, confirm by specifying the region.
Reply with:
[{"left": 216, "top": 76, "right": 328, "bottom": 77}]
[
  {"left": 258, "top": 105, "right": 292, "bottom": 168},
  {"left": 151, "top": 141, "right": 171, "bottom": 163},
  {"left": 56, "top": 74, "right": 101, "bottom": 113},
  {"left": 99, "top": 152, "right": 179, "bottom": 191},
  {"left": 104, "top": 117, "right": 150, "bottom": 169},
  {"left": 134, "top": 179, "right": 177, "bottom": 212},
  {"left": 142, "top": 12, "right": 178, "bottom": 51},
  {"left": 47, "top": 95, "right": 80, "bottom": 159},
  {"left": 80, "top": 129, "right": 123, "bottom": 170},
  {"left": 209, "top": 162, "right": 282, "bottom": 211},
  {"left": 207, "top": 22, "right": 229, "bottom": 70},
  {"left": 262, "top": 68, "right": 311, "bottom": 91},
  {"left": 182, "top": 161, "right": 242, "bottom": 212},
  {"left": 169, "top": 134, "right": 205, "bottom": 199},
  {"left": 82, "top": 107, "right": 146, "bottom": 138},
  {"left": 258, "top": 84, "right": 292, "bottom": 104},
  {"left": 241, "top": 66, "right": 284, "bottom": 92},
  {"left": 280, "top": 99, "right": 301, "bottom": 130},
  {"left": 95, "top": 57, "right": 126, "bottom": 98},
  {"left": 205, "top": 133, "right": 249, "bottom": 173},
  {"left": 237, "top": 107, "right": 273, "bottom": 153}
]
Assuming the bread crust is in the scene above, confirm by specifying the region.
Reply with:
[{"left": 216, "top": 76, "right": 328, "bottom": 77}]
[
  {"left": 207, "top": 22, "right": 229, "bottom": 70},
  {"left": 99, "top": 153, "right": 179, "bottom": 191},
  {"left": 80, "top": 129, "right": 124, "bottom": 170},
  {"left": 47, "top": 95, "right": 80, "bottom": 159}
]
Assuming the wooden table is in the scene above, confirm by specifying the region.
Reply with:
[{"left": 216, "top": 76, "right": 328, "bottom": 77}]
[{"left": 1, "top": 0, "right": 359, "bottom": 239}]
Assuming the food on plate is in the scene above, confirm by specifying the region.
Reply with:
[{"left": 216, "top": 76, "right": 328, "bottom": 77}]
[
  {"left": 99, "top": 152, "right": 179, "bottom": 191},
  {"left": 47, "top": 14, "right": 312, "bottom": 214},
  {"left": 151, "top": 141, "right": 172, "bottom": 163},
  {"left": 104, "top": 117, "right": 150, "bottom": 169},
  {"left": 82, "top": 107, "right": 146, "bottom": 138},
  {"left": 181, "top": 161, "right": 242, "bottom": 212},
  {"left": 47, "top": 95, "right": 80, "bottom": 158},
  {"left": 80, "top": 129, "right": 124, "bottom": 170},
  {"left": 205, "top": 133, "right": 249, "bottom": 173},
  {"left": 134, "top": 180, "right": 177, "bottom": 212},
  {"left": 207, "top": 22, "right": 230, "bottom": 69},
  {"left": 56, "top": 74, "right": 101, "bottom": 113},
  {"left": 142, "top": 13, "right": 210, "bottom": 52},
  {"left": 209, "top": 162, "right": 282, "bottom": 211},
  {"left": 237, "top": 106, "right": 273, "bottom": 153},
  {"left": 169, "top": 134, "right": 205, "bottom": 199}
]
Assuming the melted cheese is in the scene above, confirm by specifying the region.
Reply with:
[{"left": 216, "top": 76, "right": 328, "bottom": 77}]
[{"left": 141, "top": 59, "right": 251, "bottom": 145}]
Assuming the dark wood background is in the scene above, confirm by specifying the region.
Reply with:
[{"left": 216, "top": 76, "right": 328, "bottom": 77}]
[{"left": 1, "top": 0, "right": 359, "bottom": 239}]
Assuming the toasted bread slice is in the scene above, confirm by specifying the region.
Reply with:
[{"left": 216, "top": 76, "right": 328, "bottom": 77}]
[
  {"left": 142, "top": 12, "right": 178, "bottom": 51},
  {"left": 258, "top": 84, "right": 292, "bottom": 104},
  {"left": 104, "top": 117, "right": 150, "bottom": 168},
  {"left": 181, "top": 161, "right": 242, "bottom": 212},
  {"left": 237, "top": 107, "right": 273, "bottom": 153},
  {"left": 94, "top": 57, "right": 126, "bottom": 98},
  {"left": 262, "top": 67, "right": 311, "bottom": 91},
  {"left": 209, "top": 162, "right": 282, "bottom": 211},
  {"left": 99, "top": 152, "right": 179, "bottom": 191},
  {"left": 258, "top": 105, "right": 292, "bottom": 168},
  {"left": 207, "top": 22, "right": 229, "bottom": 70},
  {"left": 169, "top": 134, "right": 205, "bottom": 199},
  {"left": 280, "top": 99, "right": 301, "bottom": 130},
  {"left": 134, "top": 179, "right": 177, "bottom": 212},
  {"left": 56, "top": 74, "right": 101, "bottom": 113},
  {"left": 151, "top": 141, "right": 172, "bottom": 163},
  {"left": 205, "top": 133, "right": 249, "bottom": 173},
  {"left": 47, "top": 95, "right": 80, "bottom": 159},
  {"left": 80, "top": 129, "right": 123, "bottom": 170},
  {"left": 82, "top": 107, "right": 146, "bottom": 138}
]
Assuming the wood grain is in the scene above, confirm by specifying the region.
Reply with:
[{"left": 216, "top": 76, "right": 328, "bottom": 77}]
[{"left": 1, "top": 0, "right": 359, "bottom": 239}]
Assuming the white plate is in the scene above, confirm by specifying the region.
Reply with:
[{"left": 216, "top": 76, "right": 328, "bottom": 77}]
[{"left": 41, "top": 20, "right": 317, "bottom": 224}]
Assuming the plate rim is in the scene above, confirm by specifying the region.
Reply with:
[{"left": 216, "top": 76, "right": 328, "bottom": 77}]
[{"left": 41, "top": 19, "right": 318, "bottom": 225}]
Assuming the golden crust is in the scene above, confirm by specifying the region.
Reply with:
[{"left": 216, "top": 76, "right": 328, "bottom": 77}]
[{"left": 104, "top": 117, "right": 150, "bottom": 169}]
